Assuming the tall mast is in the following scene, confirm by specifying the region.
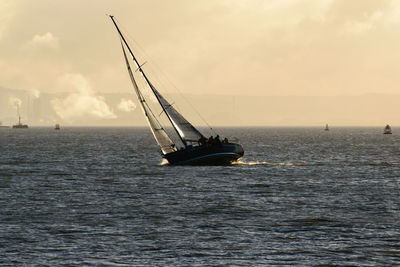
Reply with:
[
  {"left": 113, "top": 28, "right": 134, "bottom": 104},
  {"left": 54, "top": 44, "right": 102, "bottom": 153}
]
[
  {"left": 120, "top": 40, "right": 176, "bottom": 154},
  {"left": 109, "top": 15, "right": 187, "bottom": 146}
]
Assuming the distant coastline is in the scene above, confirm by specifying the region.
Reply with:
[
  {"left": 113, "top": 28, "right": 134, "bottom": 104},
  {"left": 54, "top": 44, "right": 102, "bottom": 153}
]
[{"left": 1, "top": 87, "right": 400, "bottom": 127}]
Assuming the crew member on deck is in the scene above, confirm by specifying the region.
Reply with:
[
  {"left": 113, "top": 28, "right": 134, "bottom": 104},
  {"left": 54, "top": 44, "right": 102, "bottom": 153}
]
[
  {"left": 215, "top": 135, "right": 222, "bottom": 147},
  {"left": 215, "top": 135, "right": 221, "bottom": 144},
  {"left": 198, "top": 136, "right": 207, "bottom": 146},
  {"left": 207, "top": 136, "right": 214, "bottom": 145}
]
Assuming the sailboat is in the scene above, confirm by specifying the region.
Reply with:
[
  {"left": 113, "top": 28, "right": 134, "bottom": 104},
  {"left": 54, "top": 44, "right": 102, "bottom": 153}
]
[
  {"left": 325, "top": 124, "right": 329, "bottom": 131},
  {"left": 109, "top": 15, "right": 244, "bottom": 165},
  {"left": 12, "top": 106, "right": 28, "bottom": 129},
  {"left": 384, "top": 124, "right": 392, "bottom": 134},
  {"left": 55, "top": 124, "right": 60, "bottom": 130}
]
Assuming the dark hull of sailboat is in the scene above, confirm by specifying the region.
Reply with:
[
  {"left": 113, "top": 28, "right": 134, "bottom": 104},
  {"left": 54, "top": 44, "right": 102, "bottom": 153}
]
[{"left": 164, "top": 143, "right": 244, "bottom": 165}]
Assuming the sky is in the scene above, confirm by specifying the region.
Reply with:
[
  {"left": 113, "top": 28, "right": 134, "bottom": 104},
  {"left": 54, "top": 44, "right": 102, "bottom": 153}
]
[{"left": 1, "top": 0, "right": 400, "bottom": 126}]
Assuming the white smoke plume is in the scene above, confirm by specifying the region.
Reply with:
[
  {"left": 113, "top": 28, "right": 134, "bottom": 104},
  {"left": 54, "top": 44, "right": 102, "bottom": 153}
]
[
  {"left": 30, "top": 89, "right": 40, "bottom": 99},
  {"left": 9, "top": 96, "right": 22, "bottom": 109},
  {"left": 51, "top": 73, "right": 116, "bottom": 122},
  {"left": 117, "top": 98, "right": 137, "bottom": 112}
]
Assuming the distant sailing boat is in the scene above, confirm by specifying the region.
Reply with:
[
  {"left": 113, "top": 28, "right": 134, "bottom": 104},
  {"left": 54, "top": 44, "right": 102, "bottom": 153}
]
[
  {"left": 325, "top": 124, "right": 329, "bottom": 131},
  {"left": 109, "top": 15, "right": 244, "bottom": 165},
  {"left": 384, "top": 124, "right": 392, "bottom": 134},
  {"left": 12, "top": 106, "right": 28, "bottom": 129},
  {"left": 55, "top": 124, "right": 60, "bottom": 130}
]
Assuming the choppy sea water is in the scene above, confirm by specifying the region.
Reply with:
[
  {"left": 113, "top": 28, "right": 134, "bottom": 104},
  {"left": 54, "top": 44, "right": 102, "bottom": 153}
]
[{"left": 0, "top": 127, "right": 399, "bottom": 266}]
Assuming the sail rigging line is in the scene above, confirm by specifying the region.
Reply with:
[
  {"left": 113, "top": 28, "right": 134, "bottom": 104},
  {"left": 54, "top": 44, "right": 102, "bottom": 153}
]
[
  {"left": 112, "top": 16, "right": 216, "bottom": 137},
  {"left": 113, "top": 17, "right": 175, "bottom": 95},
  {"left": 111, "top": 15, "right": 206, "bottom": 147},
  {"left": 135, "top": 61, "right": 147, "bottom": 72},
  {"left": 110, "top": 15, "right": 187, "bottom": 147},
  {"left": 120, "top": 39, "right": 176, "bottom": 154},
  {"left": 113, "top": 18, "right": 194, "bottom": 130}
]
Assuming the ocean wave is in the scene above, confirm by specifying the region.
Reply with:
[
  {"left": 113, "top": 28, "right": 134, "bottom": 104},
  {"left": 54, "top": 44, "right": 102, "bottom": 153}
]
[{"left": 234, "top": 160, "right": 309, "bottom": 166}]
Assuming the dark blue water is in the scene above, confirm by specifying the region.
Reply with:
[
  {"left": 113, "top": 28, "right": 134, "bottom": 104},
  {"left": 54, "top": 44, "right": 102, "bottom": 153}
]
[{"left": 1, "top": 127, "right": 399, "bottom": 266}]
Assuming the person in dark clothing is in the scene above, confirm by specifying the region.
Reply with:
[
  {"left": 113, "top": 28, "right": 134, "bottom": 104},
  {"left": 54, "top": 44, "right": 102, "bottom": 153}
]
[
  {"left": 198, "top": 136, "right": 207, "bottom": 146},
  {"left": 215, "top": 135, "right": 222, "bottom": 147},
  {"left": 207, "top": 136, "right": 214, "bottom": 145}
]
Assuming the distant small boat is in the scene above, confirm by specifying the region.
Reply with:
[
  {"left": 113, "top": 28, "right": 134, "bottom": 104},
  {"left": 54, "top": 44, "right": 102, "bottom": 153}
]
[
  {"left": 55, "top": 124, "right": 60, "bottom": 130},
  {"left": 384, "top": 124, "right": 392, "bottom": 134},
  {"left": 12, "top": 107, "right": 28, "bottom": 129},
  {"left": 325, "top": 124, "right": 329, "bottom": 131}
]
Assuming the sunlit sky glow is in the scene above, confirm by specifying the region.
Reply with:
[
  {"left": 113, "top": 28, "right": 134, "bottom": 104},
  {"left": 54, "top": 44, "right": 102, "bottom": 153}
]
[{"left": 1, "top": 0, "right": 400, "bottom": 126}]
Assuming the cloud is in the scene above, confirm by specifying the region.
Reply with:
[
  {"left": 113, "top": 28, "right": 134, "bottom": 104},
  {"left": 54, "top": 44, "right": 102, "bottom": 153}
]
[
  {"left": 51, "top": 73, "right": 116, "bottom": 122},
  {"left": 29, "top": 89, "right": 40, "bottom": 99},
  {"left": 3, "top": 0, "right": 400, "bottom": 101},
  {"left": 9, "top": 96, "right": 22, "bottom": 108},
  {"left": 337, "top": 7, "right": 385, "bottom": 35},
  {"left": 118, "top": 98, "right": 137, "bottom": 112},
  {"left": 385, "top": 0, "right": 400, "bottom": 26},
  {"left": 25, "top": 32, "right": 59, "bottom": 50}
]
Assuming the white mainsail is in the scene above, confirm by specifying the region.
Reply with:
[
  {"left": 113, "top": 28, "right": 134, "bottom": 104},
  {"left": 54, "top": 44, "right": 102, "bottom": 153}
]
[
  {"left": 121, "top": 42, "right": 177, "bottom": 154},
  {"left": 111, "top": 15, "right": 204, "bottom": 149}
]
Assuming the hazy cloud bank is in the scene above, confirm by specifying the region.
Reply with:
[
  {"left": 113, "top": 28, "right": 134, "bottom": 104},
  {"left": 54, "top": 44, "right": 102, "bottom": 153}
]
[
  {"left": 51, "top": 73, "right": 116, "bottom": 122},
  {"left": 9, "top": 96, "right": 22, "bottom": 108},
  {"left": 118, "top": 98, "right": 137, "bottom": 112}
]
